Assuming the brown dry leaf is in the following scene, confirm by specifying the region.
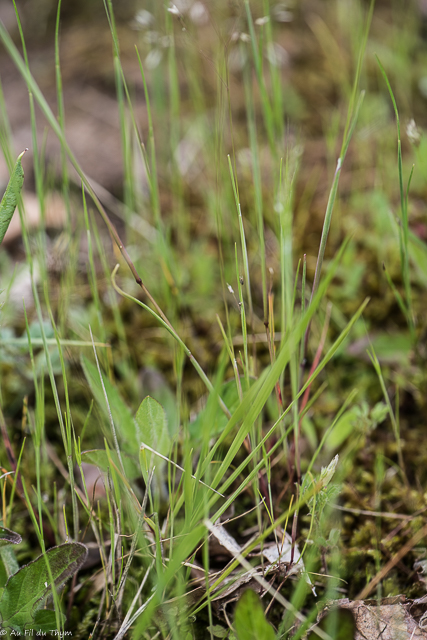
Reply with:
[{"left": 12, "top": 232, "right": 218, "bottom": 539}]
[
  {"left": 188, "top": 522, "right": 311, "bottom": 616},
  {"left": 310, "top": 596, "right": 427, "bottom": 640}
]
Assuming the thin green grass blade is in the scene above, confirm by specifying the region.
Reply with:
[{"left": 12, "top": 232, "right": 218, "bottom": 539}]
[
  {"left": 340, "top": 0, "right": 375, "bottom": 155},
  {"left": 376, "top": 55, "right": 414, "bottom": 337},
  {"left": 244, "top": 0, "right": 275, "bottom": 153},
  {"left": 382, "top": 264, "right": 408, "bottom": 318},
  {"left": 309, "top": 91, "right": 365, "bottom": 309},
  {"left": 43, "top": 286, "right": 79, "bottom": 538},
  {"left": 228, "top": 156, "right": 254, "bottom": 322},
  {"left": 194, "top": 240, "right": 353, "bottom": 496},
  {"left": 243, "top": 60, "right": 267, "bottom": 319},
  {"left": 205, "top": 297, "right": 369, "bottom": 515},
  {"left": 54, "top": 0, "right": 71, "bottom": 231}
]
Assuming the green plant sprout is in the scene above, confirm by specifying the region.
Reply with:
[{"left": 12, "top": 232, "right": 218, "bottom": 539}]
[{"left": 0, "top": 527, "right": 87, "bottom": 633}]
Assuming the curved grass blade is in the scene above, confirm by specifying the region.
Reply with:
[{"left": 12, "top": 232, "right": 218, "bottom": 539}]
[{"left": 0, "top": 149, "right": 26, "bottom": 246}]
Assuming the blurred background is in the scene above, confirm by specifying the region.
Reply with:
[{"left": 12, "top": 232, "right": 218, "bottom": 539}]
[{"left": 1, "top": 0, "right": 426, "bottom": 259}]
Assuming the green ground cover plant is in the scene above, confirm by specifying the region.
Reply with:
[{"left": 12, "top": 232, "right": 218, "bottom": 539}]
[{"left": 1, "top": 0, "right": 427, "bottom": 638}]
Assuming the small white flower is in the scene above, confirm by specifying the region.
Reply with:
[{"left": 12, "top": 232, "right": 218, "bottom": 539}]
[
  {"left": 172, "top": 0, "right": 192, "bottom": 12},
  {"left": 228, "top": 47, "right": 248, "bottom": 72},
  {"left": 320, "top": 454, "right": 339, "bottom": 488},
  {"left": 190, "top": 2, "right": 209, "bottom": 25},
  {"left": 273, "top": 3, "right": 294, "bottom": 22},
  {"left": 144, "top": 30, "right": 160, "bottom": 45},
  {"left": 160, "top": 35, "right": 172, "bottom": 48},
  {"left": 134, "top": 9, "right": 154, "bottom": 28},
  {"left": 145, "top": 49, "right": 163, "bottom": 70},
  {"left": 255, "top": 16, "right": 270, "bottom": 26},
  {"left": 266, "top": 42, "right": 288, "bottom": 67},
  {"left": 168, "top": 3, "right": 180, "bottom": 16},
  {"left": 407, "top": 119, "right": 422, "bottom": 146}
]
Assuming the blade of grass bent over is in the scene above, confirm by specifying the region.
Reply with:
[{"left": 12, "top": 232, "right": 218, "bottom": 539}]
[{"left": 111, "top": 265, "right": 230, "bottom": 418}]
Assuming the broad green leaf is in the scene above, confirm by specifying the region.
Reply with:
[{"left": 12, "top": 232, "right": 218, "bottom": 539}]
[
  {"left": 371, "top": 401, "right": 388, "bottom": 426},
  {"left": 326, "top": 407, "right": 358, "bottom": 450},
  {"left": 0, "top": 529, "right": 21, "bottom": 583},
  {"left": 30, "top": 608, "right": 64, "bottom": 632},
  {"left": 136, "top": 397, "right": 170, "bottom": 503},
  {"left": 139, "top": 367, "right": 179, "bottom": 439},
  {"left": 0, "top": 527, "right": 21, "bottom": 548},
  {"left": 0, "top": 547, "right": 19, "bottom": 584},
  {"left": 135, "top": 396, "right": 169, "bottom": 462},
  {"left": 327, "top": 400, "right": 388, "bottom": 451},
  {"left": 409, "top": 229, "right": 427, "bottom": 288},
  {"left": 0, "top": 542, "right": 87, "bottom": 632},
  {"left": 234, "top": 590, "right": 275, "bottom": 640},
  {"left": 0, "top": 560, "right": 8, "bottom": 590},
  {"left": 81, "top": 355, "right": 139, "bottom": 452},
  {"left": 207, "top": 624, "right": 229, "bottom": 638},
  {"left": 329, "top": 528, "right": 341, "bottom": 546},
  {"left": 0, "top": 150, "right": 26, "bottom": 246},
  {"left": 369, "top": 332, "right": 411, "bottom": 366},
  {"left": 348, "top": 331, "right": 411, "bottom": 366}
]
